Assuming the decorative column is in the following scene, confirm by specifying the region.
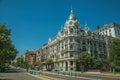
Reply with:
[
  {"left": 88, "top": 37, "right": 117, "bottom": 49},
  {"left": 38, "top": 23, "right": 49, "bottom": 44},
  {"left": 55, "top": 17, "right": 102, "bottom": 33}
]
[
  {"left": 63, "top": 61, "right": 66, "bottom": 71},
  {"left": 73, "top": 61, "right": 76, "bottom": 71},
  {"left": 68, "top": 61, "right": 70, "bottom": 71}
]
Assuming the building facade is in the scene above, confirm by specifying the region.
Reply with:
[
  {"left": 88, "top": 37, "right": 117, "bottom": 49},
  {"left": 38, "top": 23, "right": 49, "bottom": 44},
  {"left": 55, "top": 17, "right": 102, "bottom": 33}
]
[
  {"left": 24, "top": 50, "right": 36, "bottom": 65},
  {"left": 41, "top": 9, "right": 108, "bottom": 71},
  {"left": 40, "top": 43, "right": 49, "bottom": 70},
  {"left": 95, "top": 23, "right": 120, "bottom": 38},
  {"left": 36, "top": 50, "right": 42, "bottom": 63}
]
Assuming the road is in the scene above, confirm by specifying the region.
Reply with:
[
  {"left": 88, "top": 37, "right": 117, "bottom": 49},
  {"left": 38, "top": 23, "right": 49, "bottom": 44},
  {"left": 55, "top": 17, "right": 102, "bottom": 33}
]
[
  {"left": 1, "top": 68, "right": 120, "bottom": 80},
  {"left": 0, "top": 68, "right": 41, "bottom": 80}
]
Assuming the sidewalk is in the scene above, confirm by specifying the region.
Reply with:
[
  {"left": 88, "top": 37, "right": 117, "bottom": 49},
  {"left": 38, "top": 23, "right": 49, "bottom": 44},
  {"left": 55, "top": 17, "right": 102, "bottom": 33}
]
[
  {"left": 75, "top": 71, "right": 120, "bottom": 78},
  {"left": 27, "top": 72, "right": 63, "bottom": 80},
  {"left": 39, "top": 72, "right": 102, "bottom": 80},
  {"left": 101, "top": 73, "right": 120, "bottom": 78},
  {"left": 38, "top": 74, "right": 64, "bottom": 80},
  {"left": 39, "top": 71, "right": 120, "bottom": 80},
  {"left": 28, "top": 71, "right": 120, "bottom": 80},
  {"left": 84, "top": 72, "right": 120, "bottom": 77}
]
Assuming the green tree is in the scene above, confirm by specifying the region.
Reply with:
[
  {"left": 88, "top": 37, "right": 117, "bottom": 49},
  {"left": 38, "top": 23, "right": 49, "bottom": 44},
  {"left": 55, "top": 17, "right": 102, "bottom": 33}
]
[
  {"left": 94, "top": 59, "right": 104, "bottom": 69},
  {"left": 12, "top": 56, "right": 30, "bottom": 71},
  {"left": 33, "top": 62, "right": 40, "bottom": 71},
  {"left": 0, "top": 23, "right": 18, "bottom": 72},
  {"left": 33, "top": 62, "right": 40, "bottom": 66},
  {"left": 76, "top": 52, "right": 94, "bottom": 72},
  {"left": 109, "top": 38, "right": 120, "bottom": 72},
  {"left": 15, "top": 57, "right": 24, "bottom": 67},
  {"left": 45, "top": 58, "right": 53, "bottom": 71},
  {"left": 22, "top": 61, "right": 30, "bottom": 71}
]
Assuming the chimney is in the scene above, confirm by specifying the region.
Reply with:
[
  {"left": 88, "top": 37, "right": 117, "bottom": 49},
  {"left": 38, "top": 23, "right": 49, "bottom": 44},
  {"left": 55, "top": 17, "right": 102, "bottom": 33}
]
[{"left": 96, "top": 25, "right": 100, "bottom": 30}]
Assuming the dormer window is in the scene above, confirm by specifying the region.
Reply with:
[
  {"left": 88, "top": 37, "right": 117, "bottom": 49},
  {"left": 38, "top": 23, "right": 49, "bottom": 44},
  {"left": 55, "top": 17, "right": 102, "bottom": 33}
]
[
  {"left": 69, "top": 21, "right": 73, "bottom": 25},
  {"left": 70, "top": 28, "right": 73, "bottom": 34},
  {"left": 75, "top": 22, "right": 79, "bottom": 27},
  {"left": 70, "top": 45, "right": 73, "bottom": 50},
  {"left": 65, "top": 31, "right": 68, "bottom": 35},
  {"left": 77, "top": 30, "right": 79, "bottom": 34}
]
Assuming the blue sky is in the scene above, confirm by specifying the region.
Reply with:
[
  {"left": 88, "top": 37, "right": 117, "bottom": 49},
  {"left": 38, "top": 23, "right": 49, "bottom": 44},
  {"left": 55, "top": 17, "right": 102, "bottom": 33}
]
[{"left": 0, "top": 0, "right": 120, "bottom": 57}]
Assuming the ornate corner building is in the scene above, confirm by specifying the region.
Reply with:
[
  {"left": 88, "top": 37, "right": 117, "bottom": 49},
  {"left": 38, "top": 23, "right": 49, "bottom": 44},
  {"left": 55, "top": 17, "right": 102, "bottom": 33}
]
[
  {"left": 22, "top": 9, "right": 120, "bottom": 71},
  {"left": 40, "top": 9, "right": 113, "bottom": 71}
]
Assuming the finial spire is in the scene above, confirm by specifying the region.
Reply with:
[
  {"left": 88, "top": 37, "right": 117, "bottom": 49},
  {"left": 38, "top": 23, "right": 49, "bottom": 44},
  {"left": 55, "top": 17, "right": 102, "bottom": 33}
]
[
  {"left": 70, "top": 8, "right": 73, "bottom": 14},
  {"left": 68, "top": 8, "right": 76, "bottom": 20},
  {"left": 84, "top": 24, "right": 91, "bottom": 31},
  {"left": 85, "top": 23, "right": 88, "bottom": 27}
]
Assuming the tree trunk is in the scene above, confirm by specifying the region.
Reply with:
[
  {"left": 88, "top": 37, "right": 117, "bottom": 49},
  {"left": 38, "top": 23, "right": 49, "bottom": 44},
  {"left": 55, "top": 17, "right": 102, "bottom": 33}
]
[
  {"left": 110, "top": 67, "right": 112, "bottom": 72},
  {"left": 113, "top": 68, "right": 115, "bottom": 74}
]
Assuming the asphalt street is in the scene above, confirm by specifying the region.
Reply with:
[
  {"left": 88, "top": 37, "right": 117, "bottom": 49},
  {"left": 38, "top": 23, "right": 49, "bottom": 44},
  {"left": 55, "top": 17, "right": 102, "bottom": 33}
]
[
  {"left": 0, "top": 68, "right": 41, "bottom": 80},
  {"left": 1, "top": 67, "right": 120, "bottom": 80}
]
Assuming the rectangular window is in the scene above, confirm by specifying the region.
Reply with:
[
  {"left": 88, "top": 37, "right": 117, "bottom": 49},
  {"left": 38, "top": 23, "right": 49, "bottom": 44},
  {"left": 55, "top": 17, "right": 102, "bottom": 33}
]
[
  {"left": 70, "top": 61, "right": 73, "bottom": 65},
  {"left": 110, "top": 33, "right": 111, "bottom": 36},
  {"left": 70, "top": 54, "right": 73, "bottom": 57},
  {"left": 70, "top": 38, "right": 72, "bottom": 42},
  {"left": 109, "top": 29, "right": 111, "bottom": 32},
  {"left": 70, "top": 68, "right": 73, "bottom": 70}
]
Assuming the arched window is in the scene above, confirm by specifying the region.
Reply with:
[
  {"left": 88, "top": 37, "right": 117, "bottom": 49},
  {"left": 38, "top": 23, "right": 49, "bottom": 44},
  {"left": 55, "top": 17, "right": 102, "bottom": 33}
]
[
  {"left": 65, "top": 31, "right": 68, "bottom": 35},
  {"left": 70, "top": 28, "right": 73, "bottom": 34},
  {"left": 77, "top": 30, "right": 79, "bottom": 34},
  {"left": 70, "top": 45, "right": 73, "bottom": 50},
  {"left": 82, "top": 40, "right": 86, "bottom": 44},
  {"left": 82, "top": 46, "right": 86, "bottom": 51},
  {"left": 70, "top": 61, "right": 73, "bottom": 65},
  {"left": 69, "top": 21, "right": 73, "bottom": 25},
  {"left": 70, "top": 38, "right": 73, "bottom": 42}
]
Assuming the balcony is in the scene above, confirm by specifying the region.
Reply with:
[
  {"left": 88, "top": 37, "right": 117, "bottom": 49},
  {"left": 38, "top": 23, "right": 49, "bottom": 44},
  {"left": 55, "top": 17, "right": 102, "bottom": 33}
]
[
  {"left": 61, "top": 49, "right": 79, "bottom": 54},
  {"left": 58, "top": 57, "right": 77, "bottom": 61}
]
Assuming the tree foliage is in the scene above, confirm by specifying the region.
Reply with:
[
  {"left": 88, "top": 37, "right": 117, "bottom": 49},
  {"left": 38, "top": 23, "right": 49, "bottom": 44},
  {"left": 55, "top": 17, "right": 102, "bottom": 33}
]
[
  {"left": 45, "top": 58, "right": 53, "bottom": 66},
  {"left": 76, "top": 52, "right": 105, "bottom": 71},
  {"left": 109, "top": 38, "right": 120, "bottom": 71},
  {"left": 76, "top": 52, "right": 94, "bottom": 71},
  {"left": 12, "top": 56, "right": 30, "bottom": 69},
  {"left": 45, "top": 58, "right": 53, "bottom": 71},
  {"left": 0, "top": 23, "right": 18, "bottom": 72},
  {"left": 33, "top": 62, "right": 40, "bottom": 66},
  {"left": 94, "top": 59, "right": 104, "bottom": 69}
]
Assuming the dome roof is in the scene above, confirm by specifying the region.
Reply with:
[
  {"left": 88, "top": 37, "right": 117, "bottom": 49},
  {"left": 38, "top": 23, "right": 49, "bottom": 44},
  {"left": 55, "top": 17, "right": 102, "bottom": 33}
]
[{"left": 68, "top": 9, "right": 76, "bottom": 20}]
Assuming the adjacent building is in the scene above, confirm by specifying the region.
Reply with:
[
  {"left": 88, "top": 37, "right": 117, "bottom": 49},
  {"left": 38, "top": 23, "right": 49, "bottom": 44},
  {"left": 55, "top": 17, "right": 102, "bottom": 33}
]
[
  {"left": 24, "top": 50, "right": 36, "bottom": 65},
  {"left": 95, "top": 23, "right": 120, "bottom": 38}
]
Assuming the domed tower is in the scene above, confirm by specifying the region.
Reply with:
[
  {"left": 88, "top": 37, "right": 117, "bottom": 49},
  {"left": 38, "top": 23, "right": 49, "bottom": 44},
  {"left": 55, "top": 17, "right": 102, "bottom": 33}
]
[
  {"left": 50, "top": 9, "right": 82, "bottom": 72},
  {"left": 84, "top": 24, "right": 91, "bottom": 34},
  {"left": 63, "top": 9, "right": 81, "bottom": 37},
  {"left": 56, "top": 9, "right": 82, "bottom": 71}
]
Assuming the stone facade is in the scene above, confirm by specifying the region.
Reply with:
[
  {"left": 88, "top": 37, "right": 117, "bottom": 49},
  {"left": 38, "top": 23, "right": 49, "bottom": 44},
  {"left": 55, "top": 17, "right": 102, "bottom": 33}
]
[
  {"left": 40, "top": 9, "right": 108, "bottom": 71},
  {"left": 95, "top": 22, "right": 120, "bottom": 38}
]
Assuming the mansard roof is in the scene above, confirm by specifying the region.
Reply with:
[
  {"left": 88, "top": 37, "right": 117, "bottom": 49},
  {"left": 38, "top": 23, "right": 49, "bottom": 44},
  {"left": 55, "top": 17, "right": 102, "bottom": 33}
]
[{"left": 94, "top": 22, "right": 120, "bottom": 33}]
